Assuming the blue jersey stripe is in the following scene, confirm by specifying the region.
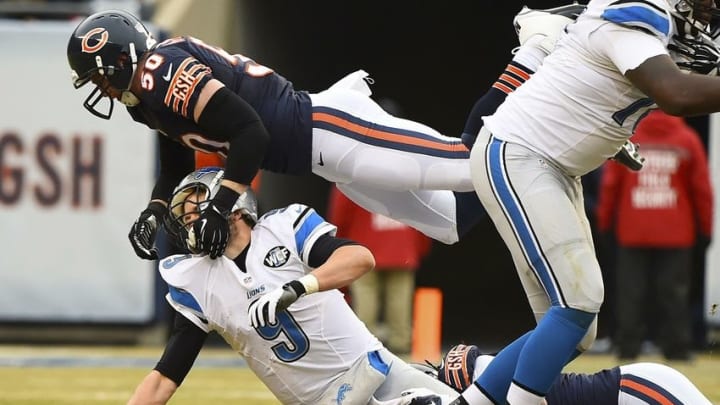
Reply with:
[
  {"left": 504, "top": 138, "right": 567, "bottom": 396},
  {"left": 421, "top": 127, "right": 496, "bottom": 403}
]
[
  {"left": 487, "top": 138, "right": 565, "bottom": 306},
  {"left": 169, "top": 286, "right": 204, "bottom": 314},
  {"left": 603, "top": 4, "right": 670, "bottom": 38},
  {"left": 294, "top": 209, "right": 325, "bottom": 254}
]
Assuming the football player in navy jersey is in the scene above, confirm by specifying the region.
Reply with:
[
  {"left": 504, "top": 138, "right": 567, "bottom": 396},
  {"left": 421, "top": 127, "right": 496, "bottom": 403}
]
[
  {"left": 67, "top": 9, "right": 488, "bottom": 262},
  {"left": 436, "top": 344, "right": 713, "bottom": 405}
]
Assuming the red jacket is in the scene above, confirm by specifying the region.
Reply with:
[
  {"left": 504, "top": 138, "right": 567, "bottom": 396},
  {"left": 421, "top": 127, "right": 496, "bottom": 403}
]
[
  {"left": 596, "top": 111, "right": 713, "bottom": 247},
  {"left": 327, "top": 186, "right": 431, "bottom": 269}
]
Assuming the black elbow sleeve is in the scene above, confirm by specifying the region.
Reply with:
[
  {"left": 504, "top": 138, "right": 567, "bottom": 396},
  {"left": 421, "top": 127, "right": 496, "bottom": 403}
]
[{"left": 198, "top": 87, "right": 270, "bottom": 184}]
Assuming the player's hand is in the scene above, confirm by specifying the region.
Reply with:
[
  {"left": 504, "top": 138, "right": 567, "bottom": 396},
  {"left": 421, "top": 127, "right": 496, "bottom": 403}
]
[
  {"left": 398, "top": 388, "right": 444, "bottom": 405},
  {"left": 612, "top": 140, "right": 645, "bottom": 171},
  {"left": 128, "top": 202, "right": 166, "bottom": 260},
  {"left": 248, "top": 282, "right": 303, "bottom": 328},
  {"left": 193, "top": 201, "right": 230, "bottom": 259}
]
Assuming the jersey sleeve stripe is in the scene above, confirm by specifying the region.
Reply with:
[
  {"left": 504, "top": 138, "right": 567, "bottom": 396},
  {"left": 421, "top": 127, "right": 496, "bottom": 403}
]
[
  {"left": 168, "top": 285, "right": 205, "bottom": 315},
  {"left": 293, "top": 208, "right": 325, "bottom": 255},
  {"left": 620, "top": 374, "right": 684, "bottom": 405},
  {"left": 603, "top": 2, "right": 671, "bottom": 39},
  {"left": 163, "top": 57, "right": 212, "bottom": 118}
]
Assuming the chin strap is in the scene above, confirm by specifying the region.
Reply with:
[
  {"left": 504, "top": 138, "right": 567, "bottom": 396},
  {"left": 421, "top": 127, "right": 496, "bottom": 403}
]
[{"left": 120, "top": 91, "right": 140, "bottom": 106}]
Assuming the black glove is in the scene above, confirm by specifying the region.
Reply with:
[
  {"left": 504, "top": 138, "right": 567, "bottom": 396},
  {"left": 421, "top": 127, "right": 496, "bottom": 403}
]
[
  {"left": 128, "top": 201, "right": 166, "bottom": 260},
  {"left": 193, "top": 186, "right": 239, "bottom": 259},
  {"left": 612, "top": 140, "right": 645, "bottom": 171}
]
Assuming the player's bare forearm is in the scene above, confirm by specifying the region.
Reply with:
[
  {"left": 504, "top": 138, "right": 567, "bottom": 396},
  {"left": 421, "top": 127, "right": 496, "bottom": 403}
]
[
  {"left": 312, "top": 245, "right": 375, "bottom": 291},
  {"left": 127, "top": 370, "right": 177, "bottom": 405}
]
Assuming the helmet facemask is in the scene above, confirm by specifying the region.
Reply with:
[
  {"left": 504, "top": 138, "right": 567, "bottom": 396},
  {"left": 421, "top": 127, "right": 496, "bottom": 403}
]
[
  {"left": 669, "top": 0, "right": 720, "bottom": 74},
  {"left": 165, "top": 168, "right": 259, "bottom": 254}
]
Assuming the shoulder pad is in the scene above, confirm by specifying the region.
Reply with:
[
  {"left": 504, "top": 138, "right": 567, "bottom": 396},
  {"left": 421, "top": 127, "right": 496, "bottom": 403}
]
[
  {"left": 258, "top": 203, "right": 336, "bottom": 258},
  {"left": 158, "top": 254, "right": 206, "bottom": 286},
  {"left": 602, "top": 0, "right": 672, "bottom": 41}
]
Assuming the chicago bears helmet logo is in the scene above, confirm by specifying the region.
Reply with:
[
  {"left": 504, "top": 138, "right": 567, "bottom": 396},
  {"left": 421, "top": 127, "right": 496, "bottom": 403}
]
[
  {"left": 263, "top": 246, "right": 290, "bottom": 268},
  {"left": 81, "top": 27, "right": 109, "bottom": 53}
]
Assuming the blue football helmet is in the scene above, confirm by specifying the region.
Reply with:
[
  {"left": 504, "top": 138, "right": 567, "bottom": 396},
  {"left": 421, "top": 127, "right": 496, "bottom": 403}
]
[{"left": 67, "top": 10, "right": 156, "bottom": 119}]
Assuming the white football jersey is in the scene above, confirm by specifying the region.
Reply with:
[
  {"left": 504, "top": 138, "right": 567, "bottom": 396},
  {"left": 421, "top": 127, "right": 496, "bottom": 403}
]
[
  {"left": 159, "top": 203, "right": 382, "bottom": 404},
  {"left": 484, "top": 0, "right": 680, "bottom": 176}
]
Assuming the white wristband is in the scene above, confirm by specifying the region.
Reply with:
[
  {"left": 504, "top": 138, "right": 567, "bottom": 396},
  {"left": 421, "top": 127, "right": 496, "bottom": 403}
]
[{"left": 298, "top": 274, "right": 319, "bottom": 295}]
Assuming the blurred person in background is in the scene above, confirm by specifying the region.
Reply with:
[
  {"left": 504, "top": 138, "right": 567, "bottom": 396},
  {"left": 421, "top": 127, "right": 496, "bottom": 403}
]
[
  {"left": 328, "top": 185, "right": 432, "bottom": 356},
  {"left": 596, "top": 110, "right": 713, "bottom": 361},
  {"left": 128, "top": 167, "right": 457, "bottom": 405}
]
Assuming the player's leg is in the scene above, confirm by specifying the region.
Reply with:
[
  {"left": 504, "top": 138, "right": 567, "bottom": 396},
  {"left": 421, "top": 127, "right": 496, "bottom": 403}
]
[
  {"left": 372, "top": 349, "right": 458, "bottom": 403},
  {"left": 617, "top": 363, "right": 712, "bottom": 404},
  {"left": 310, "top": 72, "right": 473, "bottom": 193},
  {"left": 335, "top": 182, "right": 485, "bottom": 245},
  {"left": 316, "top": 349, "right": 390, "bottom": 404},
  {"left": 461, "top": 129, "right": 601, "bottom": 404}
]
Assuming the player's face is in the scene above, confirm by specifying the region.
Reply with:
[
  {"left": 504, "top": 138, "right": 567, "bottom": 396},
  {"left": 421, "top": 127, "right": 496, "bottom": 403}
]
[
  {"left": 182, "top": 191, "right": 204, "bottom": 227},
  {"left": 89, "top": 73, "right": 121, "bottom": 100},
  {"left": 685, "top": 0, "right": 717, "bottom": 26}
]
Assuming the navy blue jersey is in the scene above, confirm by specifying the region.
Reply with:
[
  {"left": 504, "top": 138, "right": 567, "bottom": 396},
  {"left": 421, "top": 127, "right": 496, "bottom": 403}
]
[
  {"left": 546, "top": 367, "right": 620, "bottom": 405},
  {"left": 128, "top": 36, "right": 313, "bottom": 175}
]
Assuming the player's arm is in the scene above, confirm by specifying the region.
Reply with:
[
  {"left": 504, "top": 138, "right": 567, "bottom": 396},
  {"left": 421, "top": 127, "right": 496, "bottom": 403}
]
[
  {"left": 305, "top": 234, "right": 375, "bottom": 291},
  {"left": 248, "top": 233, "right": 374, "bottom": 327},
  {"left": 187, "top": 79, "right": 269, "bottom": 258},
  {"left": 626, "top": 54, "right": 720, "bottom": 117},
  {"left": 127, "top": 370, "right": 176, "bottom": 405},
  {"left": 127, "top": 312, "right": 207, "bottom": 405},
  {"left": 128, "top": 134, "right": 195, "bottom": 260},
  {"left": 192, "top": 78, "right": 268, "bottom": 196},
  {"left": 151, "top": 134, "right": 196, "bottom": 204}
]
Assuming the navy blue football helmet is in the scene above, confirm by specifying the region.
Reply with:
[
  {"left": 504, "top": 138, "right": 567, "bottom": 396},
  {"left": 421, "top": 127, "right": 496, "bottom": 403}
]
[{"left": 67, "top": 10, "right": 156, "bottom": 119}]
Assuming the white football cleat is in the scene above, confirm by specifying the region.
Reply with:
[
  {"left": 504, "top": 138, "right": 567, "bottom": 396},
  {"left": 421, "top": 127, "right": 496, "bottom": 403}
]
[{"left": 514, "top": 3, "right": 587, "bottom": 54}]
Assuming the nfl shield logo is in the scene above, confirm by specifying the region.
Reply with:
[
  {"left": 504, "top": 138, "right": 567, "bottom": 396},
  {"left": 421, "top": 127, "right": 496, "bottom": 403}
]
[{"left": 264, "top": 246, "right": 290, "bottom": 267}]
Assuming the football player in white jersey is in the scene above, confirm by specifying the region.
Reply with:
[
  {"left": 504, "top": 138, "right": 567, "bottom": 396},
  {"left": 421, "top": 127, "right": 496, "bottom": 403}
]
[
  {"left": 461, "top": 1, "right": 720, "bottom": 404},
  {"left": 127, "top": 167, "right": 457, "bottom": 405}
]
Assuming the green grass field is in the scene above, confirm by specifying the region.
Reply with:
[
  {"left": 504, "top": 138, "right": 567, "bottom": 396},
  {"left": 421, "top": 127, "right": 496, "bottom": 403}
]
[{"left": 0, "top": 345, "right": 718, "bottom": 404}]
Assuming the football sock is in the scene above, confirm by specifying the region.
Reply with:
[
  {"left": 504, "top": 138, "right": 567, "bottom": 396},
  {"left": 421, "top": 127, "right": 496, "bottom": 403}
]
[
  {"left": 511, "top": 307, "right": 596, "bottom": 396},
  {"left": 474, "top": 331, "right": 533, "bottom": 402},
  {"left": 507, "top": 382, "right": 544, "bottom": 405}
]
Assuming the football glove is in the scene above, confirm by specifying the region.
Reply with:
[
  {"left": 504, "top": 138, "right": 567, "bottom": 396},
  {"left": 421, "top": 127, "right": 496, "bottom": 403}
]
[
  {"left": 398, "top": 388, "right": 445, "bottom": 405},
  {"left": 437, "top": 344, "right": 481, "bottom": 393},
  {"left": 193, "top": 200, "right": 230, "bottom": 259},
  {"left": 193, "top": 185, "right": 243, "bottom": 259},
  {"left": 248, "top": 280, "right": 306, "bottom": 328},
  {"left": 128, "top": 201, "right": 166, "bottom": 260},
  {"left": 612, "top": 140, "right": 645, "bottom": 171}
]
